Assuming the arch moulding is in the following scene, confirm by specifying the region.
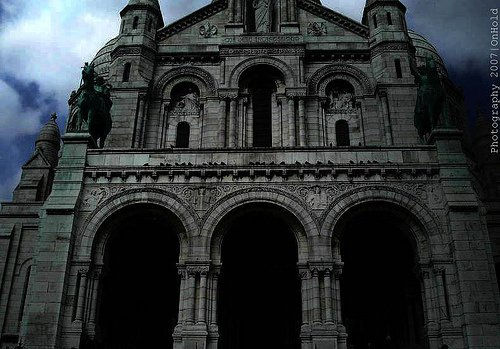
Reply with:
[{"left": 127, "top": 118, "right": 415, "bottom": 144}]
[
  {"left": 201, "top": 188, "right": 320, "bottom": 263},
  {"left": 228, "top": 56, "right": 297, "bottom": 88},
  {"left": 308, "top": 64, "right": 375, "bottom": 96},
  {"left": 75, "top": 188, "right": 198, "bottom": 264},
  {"left": 153, "top": 66, "right": 218, "bottom": 98},
  {"left": 321, "top": 185, "right": 444, "bottom": 262}
]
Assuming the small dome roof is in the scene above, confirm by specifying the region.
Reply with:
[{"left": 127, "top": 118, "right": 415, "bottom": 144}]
[
  {"left": 408, "top": 30, "right": 448, "bottom": 76},
  {"left": 36, "top": 113, "right": 61, "bottom": 167},
  {"left": 36, "top": 113, "right": 60, "bottom": 146},
  {"left": 91, "top": 37, "right": 118, "bottom": 79}
]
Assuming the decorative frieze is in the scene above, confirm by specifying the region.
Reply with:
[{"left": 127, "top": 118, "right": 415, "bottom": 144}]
[{"left": 220, "top": 47, "right": 305, "bottom": 57}]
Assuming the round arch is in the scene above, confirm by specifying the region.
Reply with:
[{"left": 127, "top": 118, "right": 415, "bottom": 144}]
[
  {"left": 228, "top": 56, "right": 297, "bottom": 88},
  {"left": 153, "top": 66, "right": 218, "bottom": 97},
  {"left": 76, "top": 188, "right": 198, "bottom": 264},
  {"left": 321, "top": 186, "right": 443, "bottom": 263},
  {"left": 307, "top": 64, "right": 375, "bottom": 96},
  {"left": 201, "top": 188, "right": 318, "bottom": 263}
]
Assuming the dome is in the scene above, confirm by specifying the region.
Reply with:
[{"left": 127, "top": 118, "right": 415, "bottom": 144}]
[
  {"left": 126, "top": 0, "right": 161, "bottom": 12},
  {"left": 36, "top": 113, "right": 61, "bottom": 167},
  {"left": 91, "top": 37, "right": 118, "bottom": 79},
  {"left": 408, "top": 30, "right": 448, "bottom": 76}
]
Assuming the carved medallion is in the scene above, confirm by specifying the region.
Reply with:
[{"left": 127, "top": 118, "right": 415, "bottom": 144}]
[{"left": 199, "top": 22, "right": 218, "bottom": 38}]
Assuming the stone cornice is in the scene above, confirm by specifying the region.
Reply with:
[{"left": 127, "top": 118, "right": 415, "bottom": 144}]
[
  {"left": 157, "top": 0, "right": 227, "bottom": 41},
  {"left": 298, "top": 0, "right": 369, "bottom": 38}
]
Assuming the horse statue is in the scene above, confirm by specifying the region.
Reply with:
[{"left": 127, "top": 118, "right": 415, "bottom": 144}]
[
  {"left": 411, "top": 57, "right": 446, "bottom": 139},
  {"left": 74, "top": 62, "right": 113, "bottom": 148}
]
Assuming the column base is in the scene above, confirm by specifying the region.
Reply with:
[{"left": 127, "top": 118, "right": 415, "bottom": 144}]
[{"left": 173, "top": 323, "right": 209, "bottom": 349}]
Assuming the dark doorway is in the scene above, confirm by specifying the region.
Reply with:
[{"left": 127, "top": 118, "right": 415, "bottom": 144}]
[
  {"left": 97, "top": 204, "right": 181, "bottom": 349},
  {"left": 339, "top": 205, "right": 425, "bottom": 349},
  {"left": 176, "top": 122, "right": 190, "bottom": 148},
  {"left": 218, "top": 205, "right": 302, "bottom": 349},
  {"left": 336, "top": 120, "right": 350, "bottom": 146},
  {"left": 240, "top": 65, "right": 284, "bottom": 147}
]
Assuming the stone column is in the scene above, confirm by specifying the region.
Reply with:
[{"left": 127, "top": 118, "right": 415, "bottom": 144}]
[
  {"left": 228, "top": 98, "right": 238, "bottom": 148},
  {"left": 280, "top": 0, "right": 288, "bottom": 23},
  {"left": 75, "top": 269, "right": 88, "bottom": 323},
  {"left": 298, "top": 98, "right": 306, "bottom": 146},
  {"left": 198, "top": 270, "right": 208, "bottom": 324},
  {"left": 379, "top": 91, "right": 394, "bottom": 145},
  {"left": 177, "top": 267, "right": 187, "bottom": 324},
  {"left": 356, "top": 101, "right": 366, "bottom": 146},
  {"left": 186, "top": 269, "right": 197, "bottom": 324},
  {"left": 219, "top": 99, "right": 227, "bottom": 147},
  {"left": 288, "top": 98, "right": 296, "bottom": 147},
  {"left": 324, "top": 269, "right": 334, "bottom": 324},
  {"left": 299, "top": 269, "right": 310, "bottom": 325},
  {"left": 289, "top": 0, "right": 297, "bottom": 22},
  {"left": 320, "top": 99, "right": 328, "bottom": 146},
  {"left": 228, "top": 0, "right": 235, "bottom": 22},
  {"left": 434, "top": 267, "right": 450, "bottom": 321},
  {"left": 246, "top": 97, "right": 254, "bottom": 147},
  {"left": 134, "top": 93, "right": 146, "bottom": 148},
  {"left": 235, "top": 0, "right": 242, "bottom": 23},
  {"left": 333, "top": 266, "right": 343, "bottom": 325},
  {"left": 86, "top": 266, "right": 103, "bottom": 339},
  {"left": 210, "top": 270, "right": 220, "bottom": 327},
  {"left": 311, "top": 268, "right": 321, "bottom": 323}
]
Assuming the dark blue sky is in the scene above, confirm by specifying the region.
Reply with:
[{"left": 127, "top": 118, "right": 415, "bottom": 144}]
[{"left": 0, "top": 0, "right": 498, "bottom": 201}]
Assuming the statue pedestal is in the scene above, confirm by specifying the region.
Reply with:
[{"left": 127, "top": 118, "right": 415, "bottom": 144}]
[
  {"left": 225, "top": 23, "right": 244, "bottom": 35},
  {"left": 281, "top": 22, "right": 300, "bottom": 34}
]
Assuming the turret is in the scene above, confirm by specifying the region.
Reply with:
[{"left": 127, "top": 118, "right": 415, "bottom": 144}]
[
  {"left": 110, "top": 0, "right": 163, "bottom": 86},
  {"left": 35, "top": 112, "right": 61, "bottom": 167},
  {"left": 363, "top": 0, "right": 412, "bottom": 83},
  {"left": 11, "top": 114, "right": 60, "bottom": 203},
  {"left": 120, "top": 0, "right": 164, "bottom": 37}
]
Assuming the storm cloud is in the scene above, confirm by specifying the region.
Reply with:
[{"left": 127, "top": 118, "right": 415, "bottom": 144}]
[{"left": 0, "top": 0, "right": 497, "bottom": 201}]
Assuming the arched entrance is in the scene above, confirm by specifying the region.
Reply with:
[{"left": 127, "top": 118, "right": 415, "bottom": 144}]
[
  {"left": 336, "top": 202, "right": 426, "bottom": 349},
  {"left": 95, "top": 204, "right": 182, "bottom": 348},
  {"left": 216, "top": 203, "right": 302, "bottom": 349}
]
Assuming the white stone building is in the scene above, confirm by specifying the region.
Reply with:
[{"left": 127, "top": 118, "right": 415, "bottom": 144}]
[{"left": 0, "top": 0, "right": 499, "bottom": 348}]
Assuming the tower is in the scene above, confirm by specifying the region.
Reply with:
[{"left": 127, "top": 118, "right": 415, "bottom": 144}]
[{"left": 107, "top": 0, "right": 164, "bottom": 147}]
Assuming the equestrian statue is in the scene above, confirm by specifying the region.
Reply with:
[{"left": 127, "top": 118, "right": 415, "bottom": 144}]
[{"left": 70, "top": 62, "right": 113, "bottom": 148}]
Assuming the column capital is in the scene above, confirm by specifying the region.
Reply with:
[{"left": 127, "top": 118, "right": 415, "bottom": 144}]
[{"left": 218, "top": 88, "right": 239, "bottom": 100}]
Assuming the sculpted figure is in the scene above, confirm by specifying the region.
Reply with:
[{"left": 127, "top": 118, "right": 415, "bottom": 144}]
[
  {"left": 253, "top": 0, "right": 271, "bottom": 33},
  {"left": 411, "top": 57, "right": 446, "bottom": 138}
]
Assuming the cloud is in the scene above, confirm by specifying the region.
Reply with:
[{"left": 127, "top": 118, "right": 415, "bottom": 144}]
[{"left": 0, "top": 80, "right": 42, "bottom": 141}]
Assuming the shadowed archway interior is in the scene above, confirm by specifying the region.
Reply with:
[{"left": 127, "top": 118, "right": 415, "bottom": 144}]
[
  {"left": 217, "top": 204, "right": 302, "bottom": 349},
  {"left": 96, "top": 204, "right": 181, "bottom": 349},
  {"left": 338, "top": 204, "right": 425, "bottom": 349}
]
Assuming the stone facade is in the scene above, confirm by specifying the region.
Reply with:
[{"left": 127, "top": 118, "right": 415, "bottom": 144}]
[{"left": 1, "top": 0, "right": 499, "bottom": 348}]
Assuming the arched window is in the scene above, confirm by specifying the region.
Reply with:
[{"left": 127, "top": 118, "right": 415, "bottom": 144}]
[
  {"left": 395, "top": 58, "right": 403, "bottom": 78},
  {"left": 133, "top": 16, "right": 139, "bottom": 29},
  {"left": 387, "top": 12, "right": 393, "bottom": 25},
  {"left": 176, "top": 122, "right": 190, "bottom": 148},
  {"left": 336, "top": 120, "right": 350, "bottom": 146},
  {"left": 372, "top": 14, "right": 378, "bottom": 28},
  {"left": 148, "top": 18, "right": 153, "bottom": 32},
  {"left": 123, "top": 62, "right": 131, "bottom": 82}
]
